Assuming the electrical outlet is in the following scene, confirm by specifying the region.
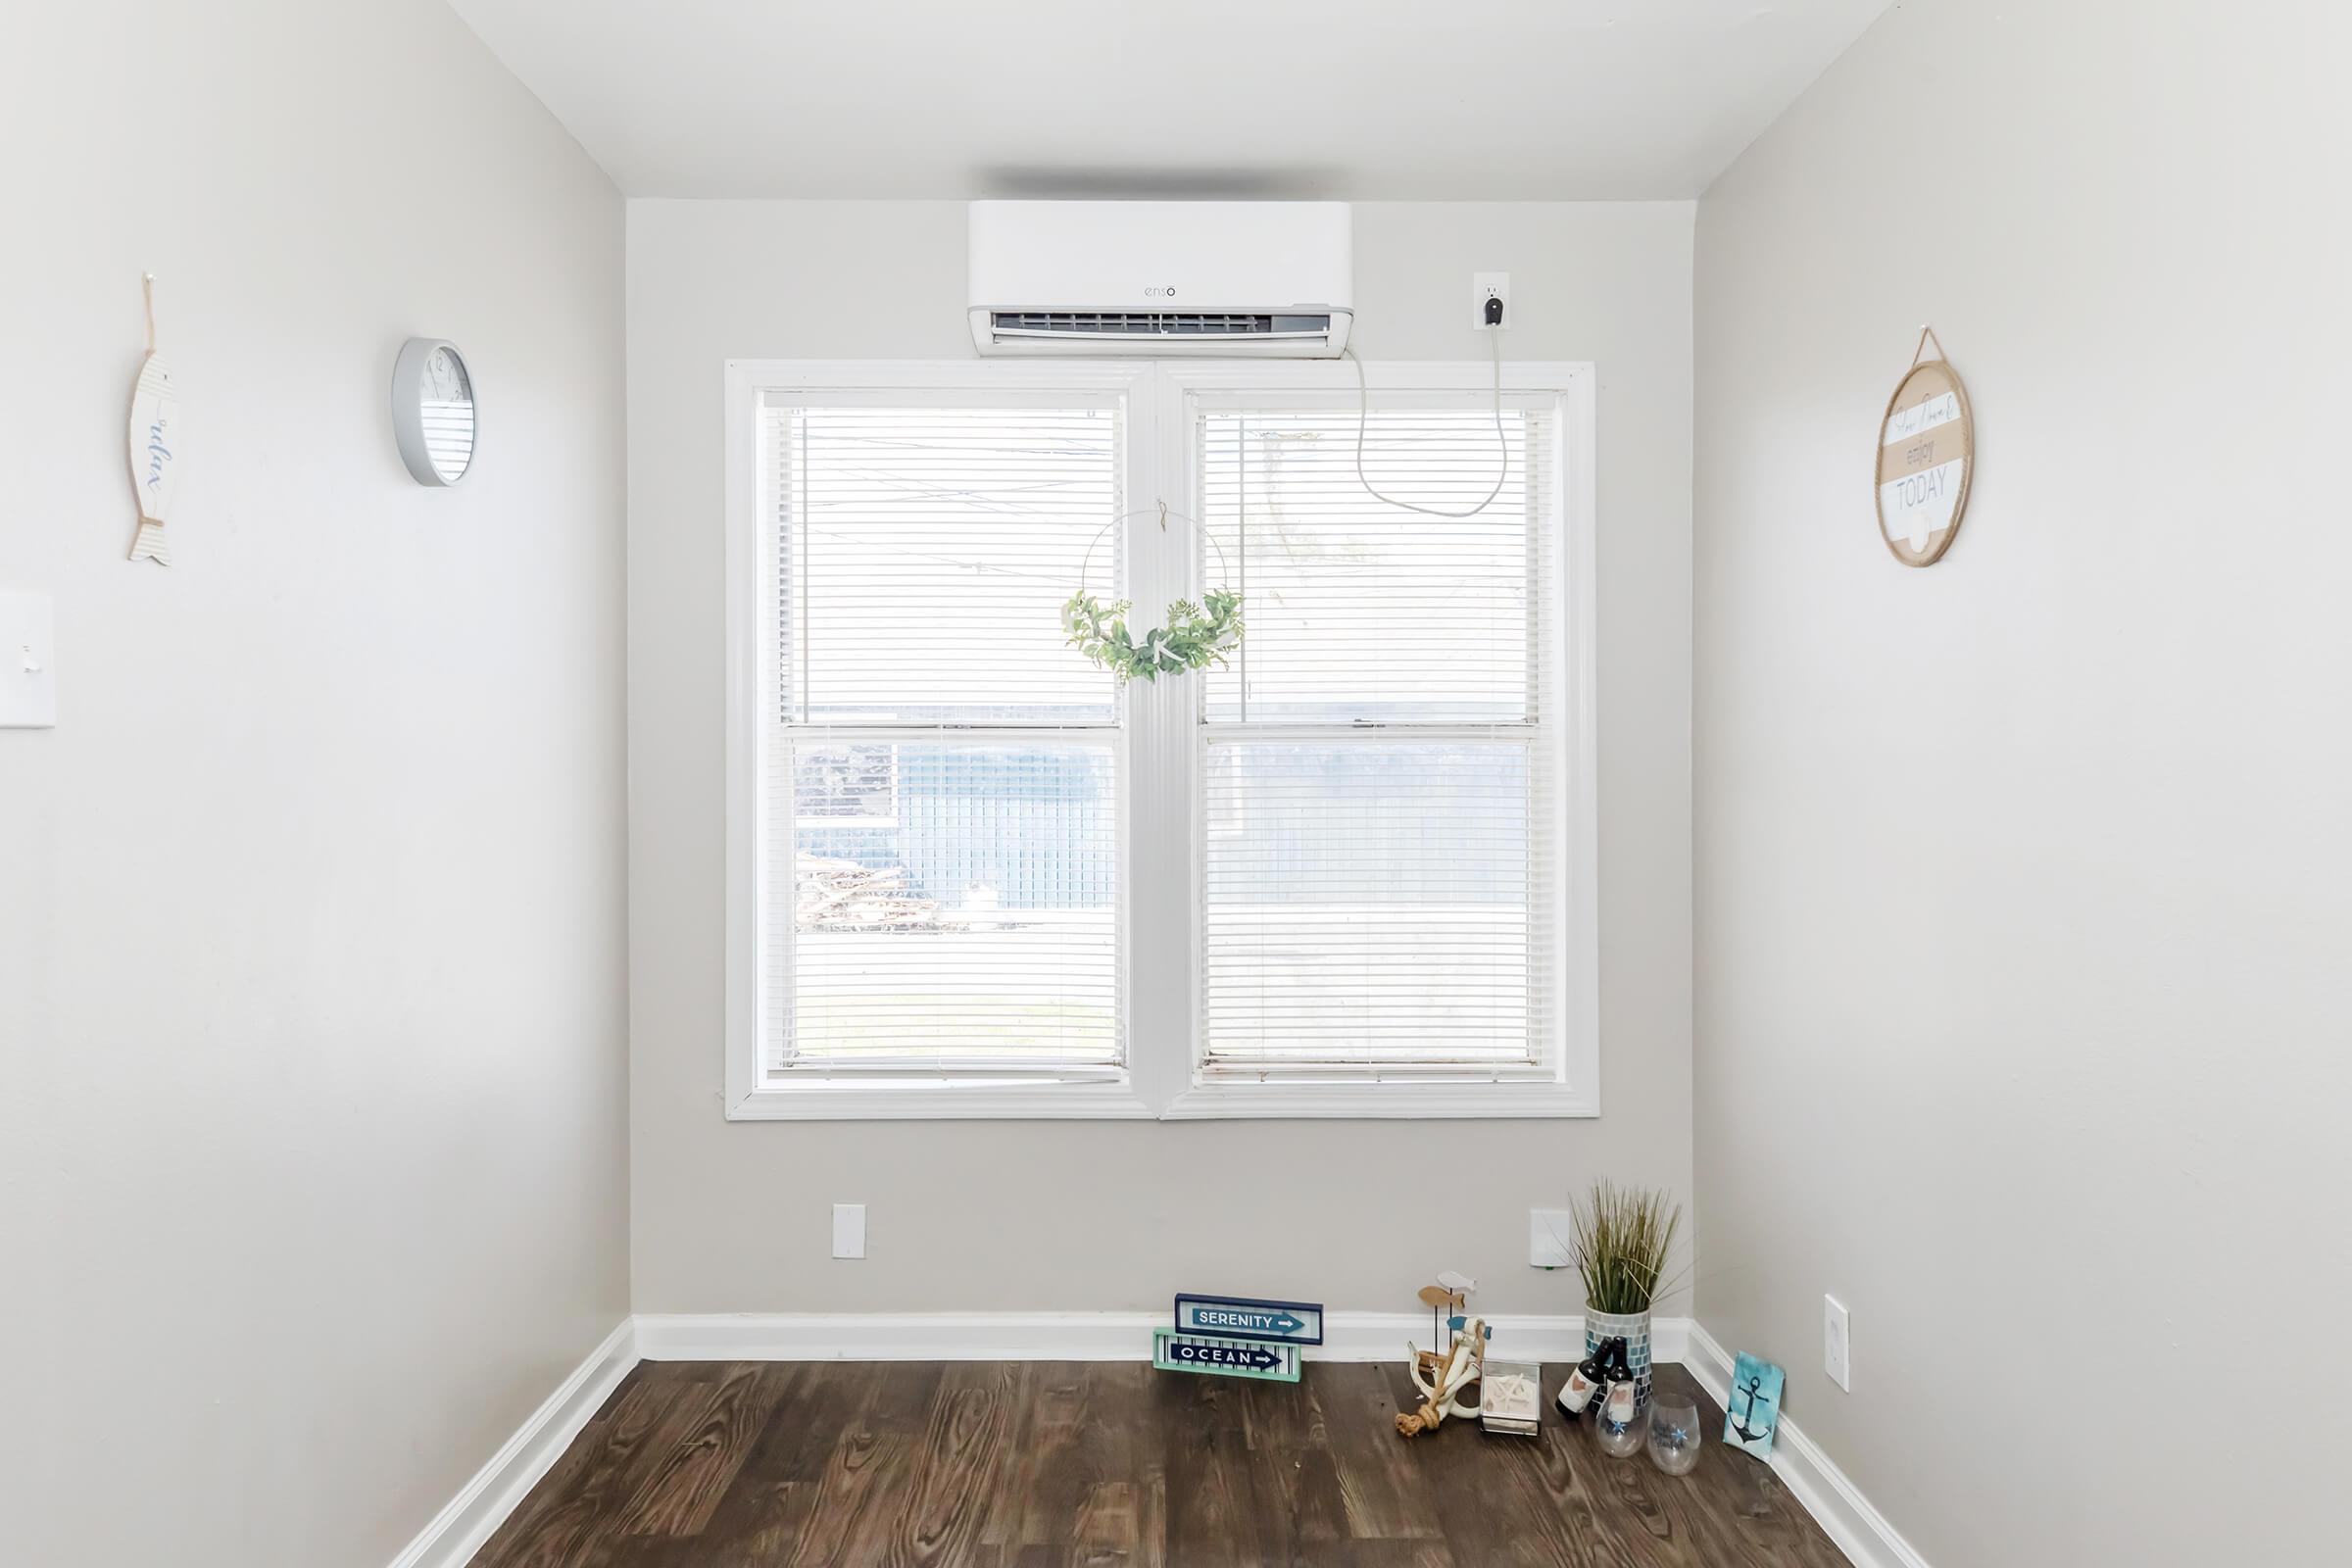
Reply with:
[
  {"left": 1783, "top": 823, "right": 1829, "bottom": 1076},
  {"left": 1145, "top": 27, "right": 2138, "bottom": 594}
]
[
  {"left": 1529, "top": 1208, "right": 1575, "bottom": 1269},
  {"left": 1473, "top": 271, "right": 1510, "bottom": 329},
  {"left": 1824, "top": 1295, "right": 1851, "bottom": 1391},
  {"left": 832, "top": 1203, "right": 866, "bottom": 1259}
]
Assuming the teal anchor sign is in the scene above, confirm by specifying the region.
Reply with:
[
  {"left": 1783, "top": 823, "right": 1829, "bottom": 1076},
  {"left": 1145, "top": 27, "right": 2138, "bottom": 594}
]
[{"left": 1723, "top": 1351, "right": 1786, "bottom": 1458}]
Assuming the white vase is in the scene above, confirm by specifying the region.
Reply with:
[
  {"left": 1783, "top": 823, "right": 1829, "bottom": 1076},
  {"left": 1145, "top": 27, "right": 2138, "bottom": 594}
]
[{"left": 1584, "top": 1303, "right": 1654, "bottom": 1411}]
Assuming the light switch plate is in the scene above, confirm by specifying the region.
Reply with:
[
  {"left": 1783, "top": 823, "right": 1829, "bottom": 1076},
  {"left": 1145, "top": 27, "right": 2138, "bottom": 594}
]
[
  {"left": 0, "top": 590, "right": 57, "bottom": 728},
  {"left": 1529, "top": 1208, "right": 1575, "bottom": 1269},
  {"left": 832, "top": 1202, "right": 866, "bottom": 1259}
]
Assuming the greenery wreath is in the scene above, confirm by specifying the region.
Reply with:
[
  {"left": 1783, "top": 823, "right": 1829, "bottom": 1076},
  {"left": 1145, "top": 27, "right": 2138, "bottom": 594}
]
[
  {"left": 1061, "top": 586, "right": 1244, "bottom": 684},
  {"left": 1061, "top": 503, "right": 1245, "bottom": 684}
]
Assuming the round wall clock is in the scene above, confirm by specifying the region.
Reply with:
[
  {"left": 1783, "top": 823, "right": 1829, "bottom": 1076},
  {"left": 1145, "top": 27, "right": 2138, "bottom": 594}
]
[
  {"left": 1875, "top": 329, "right": 1973, "bottom": 566},
  {"left": 392, "top": 337, "right": 478, "bottom": 486}
]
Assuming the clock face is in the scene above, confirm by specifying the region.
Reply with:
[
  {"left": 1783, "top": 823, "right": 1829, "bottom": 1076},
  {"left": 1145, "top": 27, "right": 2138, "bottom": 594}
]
[{"left": 418, "top": 346, "right": 476, "bottom": 483}]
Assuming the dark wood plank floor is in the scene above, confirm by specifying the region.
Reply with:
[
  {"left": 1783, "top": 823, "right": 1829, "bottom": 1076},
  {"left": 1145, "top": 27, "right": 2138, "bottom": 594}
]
[{"left": 472, "top": 1359, "right": 1844, "bottom": 1568}]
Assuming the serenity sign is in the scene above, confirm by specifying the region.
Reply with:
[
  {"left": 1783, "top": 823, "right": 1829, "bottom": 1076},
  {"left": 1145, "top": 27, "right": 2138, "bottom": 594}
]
[{"left": 1173, "top": 1294, "right": 1324, "bottom": 1345}]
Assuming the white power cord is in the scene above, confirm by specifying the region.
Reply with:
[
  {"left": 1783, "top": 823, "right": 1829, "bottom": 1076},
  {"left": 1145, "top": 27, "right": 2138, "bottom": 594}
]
[{"left": 1344, "top": 325, "right": 1506, "bottom": 518}]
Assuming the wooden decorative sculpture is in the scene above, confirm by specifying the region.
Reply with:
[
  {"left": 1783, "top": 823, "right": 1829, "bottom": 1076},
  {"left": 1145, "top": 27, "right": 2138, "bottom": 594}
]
[{"left": 1396, "top": 1315, "right": 1489, "bottom": 1437}]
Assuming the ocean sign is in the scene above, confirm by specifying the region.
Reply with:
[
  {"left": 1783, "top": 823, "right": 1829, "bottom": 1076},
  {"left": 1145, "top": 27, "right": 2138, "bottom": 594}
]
[
  {"left": 1152, "top": 1329, "right": 1301, "bottom": 1383},
  {"left": 1174, "top": 1294, "right": 1324, "bottom": 1345}
]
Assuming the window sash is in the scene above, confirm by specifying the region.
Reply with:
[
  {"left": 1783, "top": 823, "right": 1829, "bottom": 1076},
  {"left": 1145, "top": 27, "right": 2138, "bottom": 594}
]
[
  {"left": 1188, "top": 386, "right": 1563, "bottom": 1084},
  {"left": 1197, "top": 394, "right": 1557, "bottom": 728},
  {"left": 1197, "top": 724, "right": 1556, "bottom": 1081},
  {"left": 768, "top": 395, "right": 1125, "bottom": 729},
  {"left": 770, "top": 729, "right": 1125, "bottom": 1080},
  {"left": 760, "top": 382, "right": 1135, "bottom": 1084}
]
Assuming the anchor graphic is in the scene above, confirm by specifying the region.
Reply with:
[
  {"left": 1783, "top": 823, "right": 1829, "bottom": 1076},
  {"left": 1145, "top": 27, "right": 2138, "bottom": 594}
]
[{"left": 1729, "top": 1371, "right": 1773, "bottom": 1445}]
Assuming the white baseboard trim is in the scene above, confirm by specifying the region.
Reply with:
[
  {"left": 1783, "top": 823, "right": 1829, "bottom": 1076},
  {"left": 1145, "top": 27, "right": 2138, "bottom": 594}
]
[
  {"left": 632, "top": 1309, "right": 1690, "bottom": 1366},
  {"left": 1684, "top": 1321, "right": 1931, "bottom": 1568},
  {"left": 385, "top": 1318, "right": 639, "bottom": 1568}
]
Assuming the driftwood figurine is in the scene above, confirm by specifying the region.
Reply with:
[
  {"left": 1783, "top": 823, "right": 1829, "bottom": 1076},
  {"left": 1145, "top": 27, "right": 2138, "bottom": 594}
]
[{"left": 1396, "top": 1316, "right": 1489, "bottom": 1437}]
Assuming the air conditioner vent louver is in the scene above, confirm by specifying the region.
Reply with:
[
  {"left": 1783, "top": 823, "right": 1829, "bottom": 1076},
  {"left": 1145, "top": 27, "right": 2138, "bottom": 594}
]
[
  {"left": 990, "top": 312, "right": 1333, "bottom": 340},
  {"left": 968, "top": 202, "right": 1353, "bottom": 357}
]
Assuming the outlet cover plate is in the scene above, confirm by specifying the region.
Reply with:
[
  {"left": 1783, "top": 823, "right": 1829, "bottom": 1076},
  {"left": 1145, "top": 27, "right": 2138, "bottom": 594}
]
[
  {"left": 1473, "top": 271, "right": 1511, "bottom": 330},
  {"left": 1824, "top": 1294, "right": 1851, "bottom": 1391},
  {"left": 832, "top": 1203, "right": 866, "bottom": 1259},
  {"left": 1529, "top": 1208, "right": 1574, "bottom": 1269}
]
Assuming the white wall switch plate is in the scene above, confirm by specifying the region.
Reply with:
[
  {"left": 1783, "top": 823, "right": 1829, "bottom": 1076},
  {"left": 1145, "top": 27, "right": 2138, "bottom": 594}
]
[
  {"left": 1824, "top": 1294, "right": 1851, "bottom": 1391},
  {"left": 1529, "top": 1208, "right": 1575, "bottom": 1269},
  {"left": 1473, "top": 271, "right": 1511, "bottom": 329},
  {"left": 831, "top": 1202, "right": 866, "bottom": 1259},
  {"left": 0, "top": 590, "right": 57, "bottom": 729}
]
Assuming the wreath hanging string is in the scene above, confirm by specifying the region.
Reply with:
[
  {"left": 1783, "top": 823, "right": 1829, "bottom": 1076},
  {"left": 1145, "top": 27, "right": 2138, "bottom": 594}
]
[{"left": 1062, "top": 501, "right": 1245, "bottom": 684}]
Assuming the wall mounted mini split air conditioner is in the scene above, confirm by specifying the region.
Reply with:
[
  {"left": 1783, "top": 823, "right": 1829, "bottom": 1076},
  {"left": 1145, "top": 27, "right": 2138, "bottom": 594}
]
[{"left": 967, "top": 200, "right": 1353, "bottom": 357}]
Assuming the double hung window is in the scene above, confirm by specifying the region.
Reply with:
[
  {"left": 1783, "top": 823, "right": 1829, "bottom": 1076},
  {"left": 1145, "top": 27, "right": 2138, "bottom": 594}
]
[{"left": 726, "top": 360, "right": 1594, "bottom": 1119}]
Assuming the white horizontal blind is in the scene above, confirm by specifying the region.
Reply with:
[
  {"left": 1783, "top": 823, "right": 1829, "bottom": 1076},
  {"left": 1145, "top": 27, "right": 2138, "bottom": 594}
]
[
  {"left": 1199, "top": 398, "right": 1557, "bottom": 1078},
  {"left": 776, "top": 403, "right": 1119, "bottom": 725},
  {"left": 765, "top": 400, "right": 1122, "bottom": 1077}
]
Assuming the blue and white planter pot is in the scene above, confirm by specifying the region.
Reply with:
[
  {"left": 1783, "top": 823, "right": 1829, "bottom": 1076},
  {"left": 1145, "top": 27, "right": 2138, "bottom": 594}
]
[{"left": 1584, "top": 1304, "right": 1654, "bottom": 1411}]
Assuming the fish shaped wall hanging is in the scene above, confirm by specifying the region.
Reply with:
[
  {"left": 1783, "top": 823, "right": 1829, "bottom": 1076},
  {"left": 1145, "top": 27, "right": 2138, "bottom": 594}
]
[{"left": 126, "top": 273, "right": 181, "bottom": 565}]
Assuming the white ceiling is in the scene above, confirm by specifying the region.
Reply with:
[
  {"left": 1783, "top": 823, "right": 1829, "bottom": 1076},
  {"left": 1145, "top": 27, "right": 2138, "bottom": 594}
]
[{"left": 447, "top": 1, "right": 1890, "bottom": 200}]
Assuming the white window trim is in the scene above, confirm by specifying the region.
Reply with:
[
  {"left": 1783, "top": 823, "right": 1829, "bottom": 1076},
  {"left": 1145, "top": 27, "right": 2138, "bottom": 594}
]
[{"left": 723, "top": 358, "right": 1598, "bottom": 1121}]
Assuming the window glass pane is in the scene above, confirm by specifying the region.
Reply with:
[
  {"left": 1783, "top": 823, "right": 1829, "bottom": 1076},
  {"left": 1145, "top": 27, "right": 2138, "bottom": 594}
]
[
  {"left": 776, "top": 405, "right": 1118, "bottom": 725},
  {"left": 778, "top": 741, "right": 1119, "bottom": 1072},
  {"left": 1200, "top": 406, "right": 1547, "bottom": 723},
  {"left": 1202, "top": 740, "right": 1545, "bottom": 1071}
]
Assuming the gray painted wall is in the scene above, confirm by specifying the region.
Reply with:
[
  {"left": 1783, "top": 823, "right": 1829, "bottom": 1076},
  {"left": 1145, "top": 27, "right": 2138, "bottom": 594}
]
[
  {"left": 0, "top": 3, "right": 630, "bottom": 1563},
  {"left": 625, "top": 200, "right": 1695, "bottom": 1316},
  {"left": 1693, "top": 3, "right": 2350, "bottom": 1561}
]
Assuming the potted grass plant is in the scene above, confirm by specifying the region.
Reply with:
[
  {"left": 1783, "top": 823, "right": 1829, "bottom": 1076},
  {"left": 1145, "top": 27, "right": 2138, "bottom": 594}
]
[{"left": 1570, "top": 1180, "right": 1685, "bottom": 1412}]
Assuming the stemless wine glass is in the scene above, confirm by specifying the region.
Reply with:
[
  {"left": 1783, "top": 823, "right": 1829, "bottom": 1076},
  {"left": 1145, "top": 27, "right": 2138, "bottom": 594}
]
[
  {"left": 1592, "top": 1401, "right": 1647, "bottom": 1459},
  {"left": 1645, "top": 1395, "right": 1704, "bottom": 1476}
]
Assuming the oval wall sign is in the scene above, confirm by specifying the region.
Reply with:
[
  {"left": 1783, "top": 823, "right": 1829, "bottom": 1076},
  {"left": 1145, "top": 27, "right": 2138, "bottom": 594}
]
[{"left": 1876, "top": 330, "right": 1974, "bottom": 566}]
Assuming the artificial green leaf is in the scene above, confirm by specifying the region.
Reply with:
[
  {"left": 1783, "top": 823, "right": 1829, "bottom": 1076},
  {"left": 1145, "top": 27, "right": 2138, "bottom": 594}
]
[{"left": 1061, "top": 587, "right": 1245, "bottom": 685}]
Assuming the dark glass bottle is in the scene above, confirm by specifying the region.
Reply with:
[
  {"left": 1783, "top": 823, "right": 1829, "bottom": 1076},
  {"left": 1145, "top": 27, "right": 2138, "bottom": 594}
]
[{"left": 1558, "top": 1346, "right": 1608, "bottom": 1418}]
